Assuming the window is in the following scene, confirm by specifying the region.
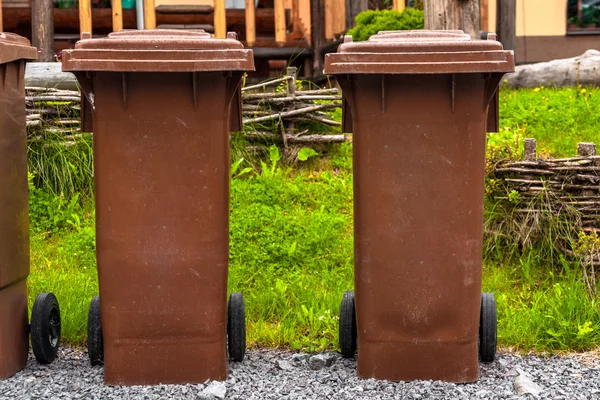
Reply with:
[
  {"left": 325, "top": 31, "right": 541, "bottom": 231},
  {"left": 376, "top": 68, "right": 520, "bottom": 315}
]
[{"left": 568, "top": 0, "right": 600, "bottom": 33}]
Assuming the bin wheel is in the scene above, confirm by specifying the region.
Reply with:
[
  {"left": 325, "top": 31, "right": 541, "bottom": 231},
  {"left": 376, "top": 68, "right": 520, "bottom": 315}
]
[
  {"left": 227, "top": 292, "right": 246, "bottom": 362},
  {"left": 30, "top": 292, "right": 61, "bottom": 364},
  {"left": 339, "top": 290, "right": 357, "bottom": 359},
  {"left": 479, "top": 292, "right": 497, "bottom": 363},
  {"left": 88, "top": 296, "right": 104, "bottom": 366}
]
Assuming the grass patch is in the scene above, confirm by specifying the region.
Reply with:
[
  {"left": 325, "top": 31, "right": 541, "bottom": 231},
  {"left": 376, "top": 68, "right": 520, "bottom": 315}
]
[{"left": 24, "top": 86, "right": 600, "bottom": 352}]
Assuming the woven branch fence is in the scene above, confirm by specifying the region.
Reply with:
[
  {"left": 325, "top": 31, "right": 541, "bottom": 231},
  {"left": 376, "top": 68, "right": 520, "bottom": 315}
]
[{"left": 25, "top": 67, "right": 346, "bottom": 146}]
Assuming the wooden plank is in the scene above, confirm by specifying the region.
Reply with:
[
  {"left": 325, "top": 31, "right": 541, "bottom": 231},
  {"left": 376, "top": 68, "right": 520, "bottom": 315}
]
[
  {"left": 424, "top": 0, "right": 480, "bottom": 39},
  {"left": 481, "top": 0, "right": 488, "bottom": 32},
  {"left": 112, "top": 0, "right": 123, "bottom": 32},
  {"left": 324, "top": 0, "right": 333, "bottom": 40},
  {"left": 143, "top": 0, "right": 156, "bottom": 29},
  {"left": 274, "top": 0, "right": 286, "bottom": 46},
  {"left": 345, "top": 0, "right": 367, "bottom": 30},
  {"left": 79, "top": 0, "right": 92, "bottom": 37},
  {"left": 332, "top": 0, "right": 345, "bottom": 35},
  {"left": 245, "top": 0, "right": 256, "bottom": 47},
  {"left": 393, "top": 0, "right": 405, "bottom": 12},
  {"left": 497, "top": 0, "right": 516, "bottom": 60},
  {"left": 32, "top": 0, "right": 54, "bottom": 61},
  {"left": 214, "top": 0, "right": 226, "bottom": 38}
]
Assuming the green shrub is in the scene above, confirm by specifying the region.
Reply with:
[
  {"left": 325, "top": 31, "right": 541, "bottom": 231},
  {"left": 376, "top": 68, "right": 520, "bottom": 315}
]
[{"left": 347, "top": 9, "right": 424, "bottom": 42}]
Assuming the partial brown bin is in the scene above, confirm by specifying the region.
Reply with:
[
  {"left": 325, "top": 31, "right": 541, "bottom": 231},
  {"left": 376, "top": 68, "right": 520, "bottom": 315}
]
[
  {"left": 0, "top": 33, "right": 62, "bottom": 380},
  {"left": 62, "top": 29, "right": 254, "bottom": 386},
  {"left": 325, "top": 30, "right": 514, "bottom": 383}
]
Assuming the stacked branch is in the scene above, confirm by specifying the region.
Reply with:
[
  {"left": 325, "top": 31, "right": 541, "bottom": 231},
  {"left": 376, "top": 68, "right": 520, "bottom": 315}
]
[
  {"left": 492, "top": 139, "right": 600, "bottom": 266},
  {"left": 26, "top": 87, "right": 83, "bottom": 143},
  {"left": 241, "top": 67, "right": 346, "bottom": 145}
]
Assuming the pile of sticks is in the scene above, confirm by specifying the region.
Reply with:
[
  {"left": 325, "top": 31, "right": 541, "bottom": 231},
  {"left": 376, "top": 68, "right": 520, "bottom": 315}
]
[
  {"left": 26, "top": 87, "right": 81, "bottom": 139},
  {"left": 241, "top": 67, "right": 346, "bottom": 145}
]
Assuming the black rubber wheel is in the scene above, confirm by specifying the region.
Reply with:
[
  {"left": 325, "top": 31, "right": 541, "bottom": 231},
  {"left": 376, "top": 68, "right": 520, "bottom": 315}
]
[
  {"left": 479, "top": 292, "right": 497, "bottom": 363},
  {"left": 87, "top": 296, "right": 104, "bottom": 366},
  {"left": 339, "top": 290, "right": 357, "bottom": 359},
  {"left": 227, "top": 292, "right": 246, "bottom": 362},
  {"left": 30, "top": 292, "right": 61, "bottom": 364}
]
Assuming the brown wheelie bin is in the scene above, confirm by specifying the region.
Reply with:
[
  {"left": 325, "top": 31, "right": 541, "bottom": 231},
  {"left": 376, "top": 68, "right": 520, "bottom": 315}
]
[
  {"left": 61, "top": 29, "right": 254, "bottom": 385},
  {"left": 0, "top": 33, "right": 62, "bottom": 379},
  {"left": 324, "top": 31, "right": 514, "bottom": 383}
]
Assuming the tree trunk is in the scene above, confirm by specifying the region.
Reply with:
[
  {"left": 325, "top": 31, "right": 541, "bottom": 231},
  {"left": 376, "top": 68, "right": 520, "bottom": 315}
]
[
  {"left": 423, "top": 0, "right": 480, "bottom": 39},
  {"left": 32, "top": 0, "right": 55, "bottom": 62}
]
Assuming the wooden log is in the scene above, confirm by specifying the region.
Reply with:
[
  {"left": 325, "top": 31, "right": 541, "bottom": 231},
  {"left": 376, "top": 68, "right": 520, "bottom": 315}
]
[
  {"left": 32, "top": 0, "right": 55, "bottom": 62},
  {"left": 243, "top": 103, "right": 340, "bottom": 124},
  {"left": 497, "top": 0, "right": 516, "bottom": 60},
  {"left": 112, "top": 0, "right": 123, "bottom": 32},
  {"left": 424, "top": 0, "right": 480, "bottom": 39},
  {"left": 79, "top": 0, "right": 92, "bottom": 38},
  {"left": 144, "top": 0, "right": 156, "bottom": 29},
  {"left": 274, "top": 0, "right": 286, "bottom": 46},
  {"left": 245, "top": 0, "right": 256, "bottom": 47},
  {"left": 245, "top": 131, "right": 347, "bottom": 143},
  {"left": 495, "top": 167, "right": 555, "bottom": 175},
  {"left": 214, "top": 0, "right": 226, "bottom": 38}
]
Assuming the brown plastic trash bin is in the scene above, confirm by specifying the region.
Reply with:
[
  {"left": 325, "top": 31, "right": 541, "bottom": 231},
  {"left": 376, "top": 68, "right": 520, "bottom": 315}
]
[
  {"left": 1, "top": 33, "right": 62, "bottom": 379},
  {"left": 325, "top": 30, "right": 514, "bottom": 383},
  {"left": 62, "top": 29, "right": 254, "bottom": 386}
]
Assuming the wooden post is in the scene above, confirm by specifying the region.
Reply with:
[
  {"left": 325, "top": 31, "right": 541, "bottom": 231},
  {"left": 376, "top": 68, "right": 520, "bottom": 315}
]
[
  {"left": 393, "top": 0, "right": 405, "bottom": 12},
  {"left": 325, "top": 0, "right": 333, "bottom": 40},
  {"left": 143, "top": 0, "right": 156, "bottom": 29},
  {"left": 245, "top": 0, "right": 256, "bottom": 47},
  {"left": 496, "top": 0, "right": 516, "bottom": 60},
  {"left": 310, "top": 0, "right": 325, "bottom": 78},
  {"left": 32, "top": 0, "right": 55, "bottom": 61},
  {"left": 0, "top": 0, "right": 3, "bottom": 32},
  {"left": 214, "top": 0, "right": 226, "bottom": 38},
  {"left": 274, "top": 0, "right": 286, "bottom": 46},
  {"left": 79, "top": 0, "right": 92, "bottom": 38},
  {"left": 332, "top": 0, "right": 345, "bottom": 36},
  {"left": 112, "top": 0, "right": 123, "bottom": 32},
  {"left": 345, "top": 0, "right": 368, "bottom": 30},
  {"left": 481, "top": 0, "right": 488, "bottom": 32},
  {"left": 424, "top": 0, "right": 480, "bottom": 39}
]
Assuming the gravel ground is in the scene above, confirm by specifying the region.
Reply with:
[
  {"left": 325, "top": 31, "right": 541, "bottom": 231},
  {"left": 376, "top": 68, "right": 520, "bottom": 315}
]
[{"left": 1, "top": 348, "right": 600, "bottom": 399}]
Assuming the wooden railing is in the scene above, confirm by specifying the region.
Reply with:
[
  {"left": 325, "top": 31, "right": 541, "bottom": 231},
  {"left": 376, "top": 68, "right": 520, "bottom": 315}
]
[{"left": 75, "top": 0, "right": 343, "bottom": 48}]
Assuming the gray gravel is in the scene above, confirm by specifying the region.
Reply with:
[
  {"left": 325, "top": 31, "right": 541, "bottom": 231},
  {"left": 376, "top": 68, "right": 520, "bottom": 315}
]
[{"left": 1, "top": 348, "right": 600, "bottom": 399}]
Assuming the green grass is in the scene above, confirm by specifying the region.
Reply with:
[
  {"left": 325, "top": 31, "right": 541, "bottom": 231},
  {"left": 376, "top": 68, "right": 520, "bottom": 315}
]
[
  {"left": 24, "top": 86, "right": 600, "bottom": 352},
  {"left": 495, "top": 85, "right": 599, "bottom": 157}
]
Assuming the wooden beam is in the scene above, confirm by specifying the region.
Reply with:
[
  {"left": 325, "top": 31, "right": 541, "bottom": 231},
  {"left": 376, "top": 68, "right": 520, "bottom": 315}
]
[
  {"left": 481, "top": 0, "right": 488, "bottom": 32},
  {"left": 32, "top": 0, "right": 54, "bottom": 61},
  {"left": 424, "top": 0, "right": 480, "bottom": 39},
  {"left": 345, "top": 0, "right": 368, "bottom": 30},
  {"left": 214, "top": 0, "right": 226, "bottom": 38},
  {"left": 143, "top": 0, "right": 156, "bottom": 29},
  {"left": 274, "top": 0, "right": 286, "bottom": 46},
  {"left": 245, "top": 0, "right": 255, "bottom": 47},
  {"left": 310, "top": 0, "right": 325, "bottom": 78},
  {"left": 497, "top": 0, "right": 516, "bottom": 60},
  {"left": 393, "top": 0, "right": 405, "bottom": 12},
  {"left": 324, "top": 0, "right": 333, "bottom": 40},
  {"left": 112, "top": 0, "right": 123, "bottom": 32},
  {"left": 332, "top": 0, "right": 345, "bottom": 36},
  {"left": 79, "top": 0, "right": 92, "bottom": 38}
]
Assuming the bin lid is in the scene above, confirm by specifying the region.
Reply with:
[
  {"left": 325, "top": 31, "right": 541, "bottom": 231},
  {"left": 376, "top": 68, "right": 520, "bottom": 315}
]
[
  {"left": 0, "top": 33, "right": 37, "bottom": 64},
  {"left": 62, "top": 30, "right": 255, "bottom": 73},
  {"left": 324, "top": 30, "right": 514, "bottom": 75}
]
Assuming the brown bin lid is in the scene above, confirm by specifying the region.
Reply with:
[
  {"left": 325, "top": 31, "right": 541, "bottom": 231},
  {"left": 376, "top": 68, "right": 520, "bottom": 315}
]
[
  {"left": 62, "top": 29, "right": 255, "bottom": 72},
  {"left": 0, "top": 33, "right": 37, "bottom": 64},
  {"left": 324, "top": 30, "right": 514, "bottom": 75}
]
